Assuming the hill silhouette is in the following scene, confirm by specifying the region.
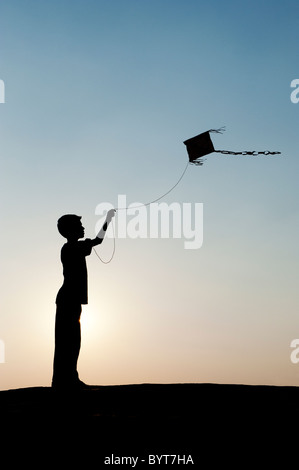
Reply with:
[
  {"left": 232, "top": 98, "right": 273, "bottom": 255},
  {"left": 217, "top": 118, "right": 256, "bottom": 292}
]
[{"left": 0, "top": 383, "right": 298, "bottom": 465}]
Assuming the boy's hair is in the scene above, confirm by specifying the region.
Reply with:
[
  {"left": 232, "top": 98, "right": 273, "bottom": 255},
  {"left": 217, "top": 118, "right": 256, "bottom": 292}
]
[{"left": 57, "top": 214, "right": 82, "bottom": 239}]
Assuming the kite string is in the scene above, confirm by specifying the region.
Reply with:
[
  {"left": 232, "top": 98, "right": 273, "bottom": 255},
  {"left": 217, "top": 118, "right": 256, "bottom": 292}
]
[
  {"left": 93, "top": 217, "right": 116, "bottom": 264},
  {"left": 93, "top": 160, "right": 190, "bottom": 263},
  {"left": 115, "top": 161, "right": 189, "bottom": 210}
]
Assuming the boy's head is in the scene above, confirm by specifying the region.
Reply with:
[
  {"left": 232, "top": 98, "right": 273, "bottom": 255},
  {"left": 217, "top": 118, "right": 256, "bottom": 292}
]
[{"left": 57, "top": 214, "right": 85, "bottom": 240}]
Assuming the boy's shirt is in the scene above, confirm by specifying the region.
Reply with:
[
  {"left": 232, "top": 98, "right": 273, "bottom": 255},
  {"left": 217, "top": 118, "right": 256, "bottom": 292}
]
[{"left": 56, "top": 239, "right": 93, "bottom": 305}]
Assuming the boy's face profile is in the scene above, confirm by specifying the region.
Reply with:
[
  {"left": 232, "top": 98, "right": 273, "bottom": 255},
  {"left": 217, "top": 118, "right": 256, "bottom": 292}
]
[
  {"left": 57, "top": 214, "right": 85, "bottom": 240},
  {"left": 70, "top": 220, "right": 85, "bottom": 241}
]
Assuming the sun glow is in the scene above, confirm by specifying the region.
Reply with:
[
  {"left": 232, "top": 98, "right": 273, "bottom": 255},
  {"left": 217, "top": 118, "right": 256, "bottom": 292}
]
[
  {"left": 79, "top": 302, "right": 116, "bottom": 344},
  {"left": 80, "top": 307, "right": 97, "bottom": 334}
]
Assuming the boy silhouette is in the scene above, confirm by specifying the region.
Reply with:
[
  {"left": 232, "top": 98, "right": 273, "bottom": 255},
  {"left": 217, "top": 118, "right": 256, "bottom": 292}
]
[{"left": 52, "top": 209, "right": 115, "bottom": 390}]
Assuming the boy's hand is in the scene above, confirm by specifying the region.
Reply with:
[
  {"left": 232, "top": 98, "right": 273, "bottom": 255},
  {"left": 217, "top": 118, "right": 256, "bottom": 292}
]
[{"left": 106, "top": 209, "right": 116, "bottom": 223}]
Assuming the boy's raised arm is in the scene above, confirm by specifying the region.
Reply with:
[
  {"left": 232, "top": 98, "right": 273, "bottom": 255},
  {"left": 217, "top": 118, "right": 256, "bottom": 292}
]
[{"left": 91, "top": 209, "right": 116, "bottom": 246}]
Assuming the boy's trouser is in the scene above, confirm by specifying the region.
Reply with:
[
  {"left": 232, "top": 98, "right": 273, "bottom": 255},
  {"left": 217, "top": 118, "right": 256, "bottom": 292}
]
[{"left": 52, "top": 301, "right": 82, "bottom": 387}]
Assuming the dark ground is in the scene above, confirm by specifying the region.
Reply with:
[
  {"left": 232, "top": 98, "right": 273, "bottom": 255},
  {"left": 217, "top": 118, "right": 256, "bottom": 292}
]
[{"left": 0, "top": 383, "right": 298, "bottom": 466}]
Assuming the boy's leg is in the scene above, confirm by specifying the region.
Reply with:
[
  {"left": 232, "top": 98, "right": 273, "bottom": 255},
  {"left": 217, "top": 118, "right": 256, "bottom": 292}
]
[
  {"left": 52, "top": 302, "right": 82, "bottom": 388},
  {"left": 70, "top": 304, "right": 82, "bottom": 382}
]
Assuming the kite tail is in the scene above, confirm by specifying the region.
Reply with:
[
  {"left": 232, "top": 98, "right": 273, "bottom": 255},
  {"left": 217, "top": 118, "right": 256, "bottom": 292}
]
[
  {"left": 214, "top": 150, "right": 281, "bottom": 156},
  {"left": 208, "top": 127, "right": 226, "bottom": 134}
]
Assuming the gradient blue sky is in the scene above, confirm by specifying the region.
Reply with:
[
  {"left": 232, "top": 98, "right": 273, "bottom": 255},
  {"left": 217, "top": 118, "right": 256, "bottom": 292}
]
[{"left": 0, "top": 0, "right": 298, "bottom": 389}]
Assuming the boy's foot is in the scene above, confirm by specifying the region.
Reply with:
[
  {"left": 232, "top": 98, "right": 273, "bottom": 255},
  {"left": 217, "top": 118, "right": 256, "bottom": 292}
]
[
  {"left": 51, "top": 378, "right": 91, "bottom": 391},
  {"left": 74, "top": 379, "right": 90, "bottom": 390}
]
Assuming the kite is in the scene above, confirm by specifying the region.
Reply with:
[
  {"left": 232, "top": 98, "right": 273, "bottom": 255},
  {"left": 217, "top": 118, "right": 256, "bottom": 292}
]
[
  {"left": 184, "top": 127, "right": 281, "bottom": 166},
  {"left": 94, "top": 126, "right": 281, "bottom": 263}
]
